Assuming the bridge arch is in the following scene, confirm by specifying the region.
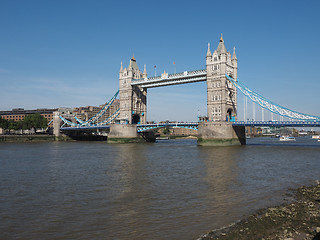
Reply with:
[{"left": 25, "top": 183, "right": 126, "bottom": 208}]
[
  {"left": 226, "top": 108, "right": 233, "bottom": 121},
  {"left": 132, "top": 113, "right": 141, "bottom": 124}
]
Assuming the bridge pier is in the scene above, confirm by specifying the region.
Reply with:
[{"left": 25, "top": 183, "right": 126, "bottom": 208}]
[
  {"left": 53, "top": 112, "right": 61, "bottom": 137},
  {"left": 197, "top": 122, "right": 246, "bottom": 146},
  {"left": 107, "top": 124, "right": 155, "bottom": 143}
]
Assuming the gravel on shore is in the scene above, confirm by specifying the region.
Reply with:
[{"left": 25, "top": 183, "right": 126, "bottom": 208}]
[{"left": 198, "top": 181, "right": 320, "bottom": 240}]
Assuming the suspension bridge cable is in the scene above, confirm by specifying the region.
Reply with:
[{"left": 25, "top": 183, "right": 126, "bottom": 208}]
[{"left": 226, "top": 74, "right": 320, "bottom": 121}]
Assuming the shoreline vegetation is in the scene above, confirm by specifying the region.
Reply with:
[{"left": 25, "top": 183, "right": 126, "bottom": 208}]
[{"left": 197, "top": 182, "right": 320, "bottom": 240}]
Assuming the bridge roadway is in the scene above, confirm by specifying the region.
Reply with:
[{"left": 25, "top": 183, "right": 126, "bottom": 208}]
[
  {"left": 60, "top": 121, "right": 320, "bottom": 132},
  {"left": 233, "top": 120, "right": 320, "bottom": 127}
]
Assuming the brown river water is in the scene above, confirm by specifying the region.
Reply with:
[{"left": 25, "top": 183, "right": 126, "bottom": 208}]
[{"left": 0, "top": 137, "right": 319, "bottom": 239}]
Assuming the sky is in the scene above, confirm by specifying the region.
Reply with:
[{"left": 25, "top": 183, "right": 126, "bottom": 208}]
[{"left": 1, "top": 0, "right": 320, "bottom": 122}]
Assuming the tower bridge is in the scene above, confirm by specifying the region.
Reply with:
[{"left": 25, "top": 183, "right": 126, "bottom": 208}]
[
  {"left": 118, "top": 35, "right": 238, "bottom": 126},
  {"left": 54, "top": 35, "right": 320, "bottom": 145}
]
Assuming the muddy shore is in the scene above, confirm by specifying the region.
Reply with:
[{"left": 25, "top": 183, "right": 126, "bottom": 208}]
[{"left": 198, "top": 181, "right": 320, "bottom": 240}]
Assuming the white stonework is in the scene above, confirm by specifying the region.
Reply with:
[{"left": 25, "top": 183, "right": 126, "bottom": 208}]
[
  {"left": 206, "top": 35, "right": 238, "bottom": 121},
  {"left": 118, "top": 36, "right": 238, "bottom": 123},
  {"left": 118, "top": 57, "right": 147, "bottom": 124}
]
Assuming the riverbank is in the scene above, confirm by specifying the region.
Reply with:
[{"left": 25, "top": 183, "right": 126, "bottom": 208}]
[
  {"left": 0, "top": 135, "right": 71, "bottom": 142},
  {"left": 198, "top": 182, "right": 320, "bottom": 240}
]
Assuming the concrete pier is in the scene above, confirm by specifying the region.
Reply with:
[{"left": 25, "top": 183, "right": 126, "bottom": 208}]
[
  {"left": 107, "top": 124, "right": 155, "bottom": 143},
  {"left": 197, "top": 122, "right": 246, "bottom": 146}
]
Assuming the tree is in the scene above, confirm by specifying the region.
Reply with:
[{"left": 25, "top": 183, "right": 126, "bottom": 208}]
[
  {"left": 163, "top": 127, "right": 170, "bottom": 135},
  {"left": 0, "top": 116, "right": 9, "bottom": 130},
  {"left": 24, "top": 113, "right": 47, "bottom": 132}
]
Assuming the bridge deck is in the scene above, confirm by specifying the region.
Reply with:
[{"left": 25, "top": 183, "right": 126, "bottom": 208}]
[
  {"left": 60, "top": 125, "right": 110, "bottom": 131},
  {"left": 60, "top": 121, "right": 320, "bottom": 133},
  {"left": 131, "top": 69, "right": 206, "bottom": 88},
  {"left": 233, "top": 121, "right": 320, "bottom": 127}
]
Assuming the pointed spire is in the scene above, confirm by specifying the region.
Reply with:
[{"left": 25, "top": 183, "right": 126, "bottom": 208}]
[
  {"left": 216, "top": 34, "right": 227, "bottom": 54},
  {"left": 131, "top": 54, "right": 136, "bottom": 61},
  {"left": 232, "top": 47, "right": 237, "bottom": 60},
  {"left": 206, "top": 42, "right": 211, "bottom": 57},
  {"left": 120, "top": 61, "right": 123, "bottom": 72},
  {"left": 143, "top": 64, "right": 147, "bottom": 78},
  {"left": 143, "top": 64, "right": 147, "bottom": 74}
]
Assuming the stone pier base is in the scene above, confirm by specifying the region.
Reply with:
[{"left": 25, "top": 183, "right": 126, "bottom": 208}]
[
  {"left": 53, "top": 112, "right": 61, "bottom": 137},
  {"left": 107, "top": 124, "right": 155, "bottom": 143},
  {"left": 197, "top": 122, "right": 246, "bottom": 146}
]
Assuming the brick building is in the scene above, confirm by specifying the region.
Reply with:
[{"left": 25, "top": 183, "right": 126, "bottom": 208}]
[
  {"left": 73, "top": 99, "right": 120, "bottom": 124},
  {"left": 0, "top": 108, "right": 58, "bottom": 127}
]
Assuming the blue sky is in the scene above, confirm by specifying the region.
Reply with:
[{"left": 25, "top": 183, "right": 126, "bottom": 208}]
[{"left": 1, "top": 0, "right": 319, "bottom": 122}]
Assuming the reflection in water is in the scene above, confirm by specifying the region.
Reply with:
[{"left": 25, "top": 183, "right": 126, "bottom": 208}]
[
  {"left": 107, "top": 144, "right": 152, "bottom": 239},
  {"left": 0, "top": 138, "right": 320, "bottom": 240},
  {"left": 198, "top": 146, "right": 247, "bottom": 228}
]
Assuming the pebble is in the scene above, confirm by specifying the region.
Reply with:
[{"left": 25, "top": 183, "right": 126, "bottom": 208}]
[{"left": 316, "top": 227, "right": 320, "bottom": 233}]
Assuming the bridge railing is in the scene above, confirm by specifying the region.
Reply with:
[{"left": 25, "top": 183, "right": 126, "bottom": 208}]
[
  {"left": 226, "top": 74, "right": 320, "bottom": 121},
  {"left": 131, "top": 69, "right": 206, "bottom": 85},
  {"left": 233, "top": 120, "right": 320, "bottom": 127},
  {"left": 137, "top": 122, "right": 199, "bottom": 132}
]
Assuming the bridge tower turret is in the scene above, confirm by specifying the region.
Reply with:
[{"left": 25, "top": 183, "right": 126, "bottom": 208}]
[
  {"left": 206, "top": 35, "right": 237, "bottom": 122},
  {"left": 118, "top": 56, "right": 147, "bottom": 124}
]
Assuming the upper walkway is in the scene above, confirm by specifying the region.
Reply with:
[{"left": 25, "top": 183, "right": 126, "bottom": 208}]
[{"left": 131, "top": 69, "right": 207, "bottom": 88}]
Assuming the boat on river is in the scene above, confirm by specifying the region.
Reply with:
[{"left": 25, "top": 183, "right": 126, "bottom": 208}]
[
  {"left": 311, "top": 135, "right": 320, "bottom": 139},
  {"left": 156, "top": 137, "right": 169, "bottom": 140},
  {"left": 279, "top": 136, "right": 296, "bottom": 141}
]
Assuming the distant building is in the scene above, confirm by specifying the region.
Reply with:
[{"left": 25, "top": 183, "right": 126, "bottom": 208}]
[
  {"left": 170, "top": 127, "right": 197, "bottom": 136},
  {"left": 0, "top": 108, "right": 58, "bottom": 127},
  {"left": 73, "top": 99, "right": 119, "bottom": 124}
]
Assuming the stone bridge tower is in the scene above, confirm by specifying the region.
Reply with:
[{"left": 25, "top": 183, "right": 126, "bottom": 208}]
[
  {"left": 206, "top": 35, "right": 238, "bottom": 122},
  {"left": 198, "top": 36, "right": 245, "bottom": 146},
  {"left": 118, "top": 56, "right": 147, "bottom": 124}
]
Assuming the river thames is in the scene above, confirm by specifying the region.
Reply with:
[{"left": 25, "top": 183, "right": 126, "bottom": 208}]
[{"left": 0, "top": 137, "right": 319, "bottom": 239}]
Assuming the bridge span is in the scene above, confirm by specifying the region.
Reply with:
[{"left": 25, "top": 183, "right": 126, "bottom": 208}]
[
  {"left": 60, "top": 120, "right": 320, "bottom": 133},
  {"left": 53, "top": 36, "right": 320, "bottom": 145}
]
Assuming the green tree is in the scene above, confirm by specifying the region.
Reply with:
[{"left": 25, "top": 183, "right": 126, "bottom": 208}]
[
  {"left": 24, "top": 113, "right": 47, "bottom": 132},
  {"left": 0, "top": 116, "right": 9, "bottom": 130},
  {"left": 163, "top": 127, "right": 170, "bottom": 135}
]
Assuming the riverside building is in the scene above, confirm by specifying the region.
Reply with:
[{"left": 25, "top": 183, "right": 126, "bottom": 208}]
[{"left": 0, "top": 108, "right": 58, "bottom": 127}]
